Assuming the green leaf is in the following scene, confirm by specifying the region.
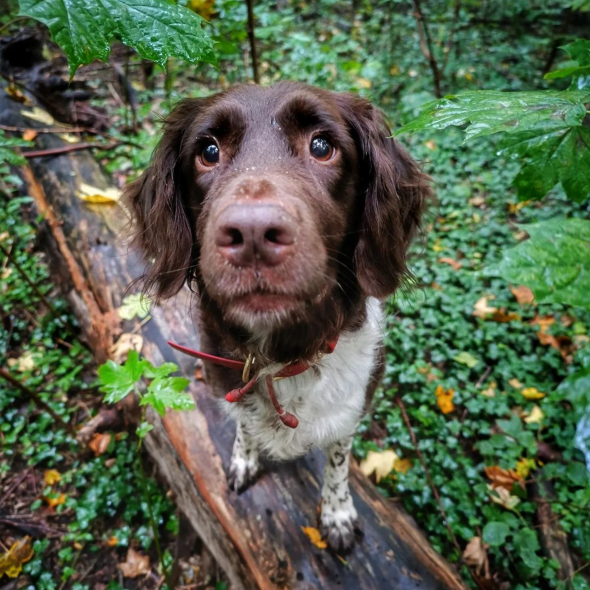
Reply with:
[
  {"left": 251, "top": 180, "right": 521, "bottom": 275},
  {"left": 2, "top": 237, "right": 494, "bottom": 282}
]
[
  {"left": 454, "top": 351, "right": 480, "bottom": 368},
  {"left": 556, "top": 365, "right": 590, "bottom": 419},
  {"left": 118, "top": 293, "right": 151, "bottom": 321},
  {"left": 497, "top": 414, "right": 523, "bottom": 439},
  {"left": 141, "top": 376, "right": 193, "bottom": 417},
  {"left": 136, "top": 421, "right": 154, "bottom": 439},
  {"left": 19, "top": 0, "right": 217, "bottom": 76},
  {"left": 395, "top": 90, "right": 590, "bottom": 141},
  {"left": 513, "top": 528, "right": 543, "bottom": 573},
  {"left": 483, "top": 521, "right": 511, "bottom": 547},
  {"left": 0, "top": 131, "right": 32, "bottom": 166},
  {"left": 490, "top": 218, "right": 590, "bottom": 309},
  {"left": 98, "top": 350, "right": 145, "bottom": 404},
  {"left": 143, "top": 362, "right": 179, "bottom": 379},
  {"left": 396, "top": 89, "right": 590, "bottom": 202}
]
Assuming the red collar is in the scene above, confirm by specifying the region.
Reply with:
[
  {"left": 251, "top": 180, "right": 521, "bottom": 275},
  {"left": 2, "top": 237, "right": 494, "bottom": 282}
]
[{"left": 168, "top": 337, "right": 338, "bottom": 429}]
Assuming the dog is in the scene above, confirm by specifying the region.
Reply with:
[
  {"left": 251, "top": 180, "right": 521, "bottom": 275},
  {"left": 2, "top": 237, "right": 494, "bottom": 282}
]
[{"left": 126, "top": 81, "right": 431, "bottom": 551}]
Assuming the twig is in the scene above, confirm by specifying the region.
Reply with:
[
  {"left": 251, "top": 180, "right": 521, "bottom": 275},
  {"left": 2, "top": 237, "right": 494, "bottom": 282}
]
[
  {"left": 411, "top": 0, "right": 442, "bottom": 98},
  {"left": 475, "top": 365, "right": 492, "bottom": 388},
  {"left": 0, "top": 367, "right": 75, "bottom": 434},
  {"left": 245, "top": 0, "right": 260, "bottom": 84},
  {"left": 0, "top": 242, "right": 65, "bottom": 327},
  {"left": 0, "top": 468, "right": 31, "bottom": 506},
  {"left": 441, "top": 0, "right": 461, "bottom": 74},
  {"left": 23, "top": 142, "right": 119, "bottom": 159},
  {"left": 395, "top": 396, "right": 487, "bottom": 590}
]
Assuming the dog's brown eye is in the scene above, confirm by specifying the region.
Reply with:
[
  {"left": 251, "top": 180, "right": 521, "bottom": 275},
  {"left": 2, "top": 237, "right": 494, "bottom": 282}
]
[
  {"left": 201, "top": 143, "right": 220, "bottom": 166},
  {"left": 310, "top": 136, "right": 334, "bottom": 161}
]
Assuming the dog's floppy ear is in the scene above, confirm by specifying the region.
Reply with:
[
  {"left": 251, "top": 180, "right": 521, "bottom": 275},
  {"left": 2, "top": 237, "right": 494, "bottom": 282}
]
[
  {"left": 336, "top": 94, "right": 432, "bottom": 298},
  {"left": 125, "top": 98, "right": 207, "bottom": 300}
]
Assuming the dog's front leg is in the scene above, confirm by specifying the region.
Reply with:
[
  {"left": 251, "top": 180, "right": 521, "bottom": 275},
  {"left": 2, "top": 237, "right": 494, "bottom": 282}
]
[
  {"left": 320, "top": 435, "right": 358, "bottom": 552},
  {"left": 228, "top": 420, "right": 260, "bottom": 493}
]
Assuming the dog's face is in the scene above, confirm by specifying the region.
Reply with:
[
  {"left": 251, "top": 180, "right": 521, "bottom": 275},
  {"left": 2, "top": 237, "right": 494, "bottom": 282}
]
[{"left": 127, "top": 82, "right": 430, "bottom": 338}]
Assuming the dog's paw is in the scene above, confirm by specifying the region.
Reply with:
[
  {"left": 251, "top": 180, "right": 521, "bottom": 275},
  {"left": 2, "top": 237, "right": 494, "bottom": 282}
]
[
  {"left": 320, "top": 507, "right": 360, "bottom": 553},
  {"left": 227, "top": 454, "right": 260, "bottom": 493}
]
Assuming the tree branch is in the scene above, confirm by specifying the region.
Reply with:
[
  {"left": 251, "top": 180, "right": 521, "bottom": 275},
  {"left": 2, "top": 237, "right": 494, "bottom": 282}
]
[{"left": 411, "top": 0, "right": 443, "bottom": 98}]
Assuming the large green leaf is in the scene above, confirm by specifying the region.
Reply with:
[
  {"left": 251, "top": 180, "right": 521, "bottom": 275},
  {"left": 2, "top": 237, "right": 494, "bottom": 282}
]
[
  {"left": 0, "top": 131, "right": 32, "bottom": 166},
  {"left": 19, "top": 0, "right": 217, "bottom": 76},
  {"left": 395, "top": 90, "right": 590, "bottom": 141},
  {"left": 396, "top": 90, "right": 590, "bottom": 202},
  {"left": 490, "top": 218, "right": 590, "bottom": 309}
]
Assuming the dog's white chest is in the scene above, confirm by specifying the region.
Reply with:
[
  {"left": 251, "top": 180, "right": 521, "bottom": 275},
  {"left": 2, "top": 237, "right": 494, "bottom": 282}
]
[{"left": 225, "top": 298, "right": 384, "bottom": 460}]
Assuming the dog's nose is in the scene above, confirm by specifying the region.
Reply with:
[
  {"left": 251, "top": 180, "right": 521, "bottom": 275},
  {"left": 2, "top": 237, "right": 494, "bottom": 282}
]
[{"left": 215, "top": 204, "right": 296, "bottom": 266}]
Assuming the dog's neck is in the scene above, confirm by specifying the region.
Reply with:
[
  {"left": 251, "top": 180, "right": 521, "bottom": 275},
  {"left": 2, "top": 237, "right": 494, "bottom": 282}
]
[{"left": 198, "top": 290, "right": 367, "bottom": 366}]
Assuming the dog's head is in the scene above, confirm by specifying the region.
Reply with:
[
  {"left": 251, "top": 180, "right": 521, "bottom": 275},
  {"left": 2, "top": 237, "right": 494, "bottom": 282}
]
[{"left": 127, "top": 82, "right": 431, "bottom": 348}]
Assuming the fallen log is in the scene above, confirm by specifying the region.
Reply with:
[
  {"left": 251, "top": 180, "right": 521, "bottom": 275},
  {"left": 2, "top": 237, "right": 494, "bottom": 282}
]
[{"left": 1, "top": 86, "right": 467, "bottom": 590}]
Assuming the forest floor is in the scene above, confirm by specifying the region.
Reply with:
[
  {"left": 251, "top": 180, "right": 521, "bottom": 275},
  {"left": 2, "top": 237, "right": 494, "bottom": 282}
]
[{"left": 2, "top": 6, "right": 590, "bottom": 589}]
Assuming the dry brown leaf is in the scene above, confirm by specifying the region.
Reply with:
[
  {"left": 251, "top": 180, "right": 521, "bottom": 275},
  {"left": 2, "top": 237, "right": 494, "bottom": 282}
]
[
  {"left": 510, "top": 285, "right": 534, "bottom": 306},
  {"left": 44, "top": 469, "right": 61, "bottom": 485},
  {"left": 5, "top": 86, "right": 29, "bottom": 104},
  {"left": 485, "top": 465, "right": 524, "bottom": 491},
  {"left": 530, "top": 315, "right": 555, "bottom": 333},
  {"left": 0, "top": 536, "right": 34, "bottom": 578},
  {"left": 537, "top": 331, "right": 573, "bottom": 362},
  {"left": 89, "top": 432, "right": 112, "bottom": 457},
  {"left": 438, "top": 257, "right": 462, "bottom": 271},
  {"left": 301, "top": 526, "right": 327, "bottom": 549},
  {"left": 462, "top": 536, "right": 489, "bottom": 577},
  {"left": 118, "top": 548, "right": 150, "bottom": 578},
  {"left": 194, "top": 367, "right": 204, "bottom": 381},
  {"left": 435, "top": 385, "right": 455, "bottom": 414},
  {"left": 473, "top": 296, "right": 498, "bottom": 319},
  {"left": 109, "top": 333, "right": 143, "bottom": 365},
  {"left": 488, "top": 485, "right": 521, "bottom": 510},
  {"left": 490, "top": 309, "right": 520, "bottom": 323},
  {"left": 22, "top": 129, "right": 38, "bottom": 141},
  {"left": 359, "top": 449, "right": 398, "bottom": 483},
  {"left": 107, "top": 536, "right": 119, "bottom": 547}
]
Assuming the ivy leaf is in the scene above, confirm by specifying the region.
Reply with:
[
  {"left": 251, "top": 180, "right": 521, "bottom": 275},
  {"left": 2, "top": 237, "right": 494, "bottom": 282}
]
[
  {"left": 19, "top": 0, "right": 217, "bottom": 76},
  {"left": 141, "top": 376, "right": 193, "bottom": 417},
  {"left": 118, "top": 293, "right": 151, "bottom": 321},
  {"left": 513, "top": 529, "right": 542, "bottom": 574},
  {"left": 0, "top": 130, "right": 32, "bottom": 166},
  {"left": 98, "top": 350, "right": 145, "bottom": 403},
  {"left": 136, "top": 421, "right": 154, "bottom": 439},
  {"left": 454, "top": 351, "right": 480, "bottom": 368},
  {"left": 482, "top": 521, "right": 510, "bottom": 547},
  {"left": 490, "top": 218, "right": 590, "bottom": 309}
]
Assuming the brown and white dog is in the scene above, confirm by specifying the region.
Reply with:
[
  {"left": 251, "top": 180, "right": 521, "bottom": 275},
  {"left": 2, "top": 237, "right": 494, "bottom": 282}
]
[{"left": 126, "top": 82, "right": 431, "bottom": 551}]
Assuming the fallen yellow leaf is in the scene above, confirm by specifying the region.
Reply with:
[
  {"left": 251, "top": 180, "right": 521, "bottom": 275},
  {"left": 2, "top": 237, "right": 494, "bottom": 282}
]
[
  {"left": 44, "top": 469, "right": 61, "bottom": 485},
  {"left": 521, "top": 387, "right": 546, "bottom": 400},
  {"left": 356, "top": 77, "right": 372, "bottom": 89},
  {"left": 0, "top": 536, "right": 34, "bottom": 578},
  {"left": 515, "top": 458, "right": 536, "bottom": 479},
  {"left": 7, "top": 350, "right": 36, "bottom": 372},
  {"left": 435, "top": 385, "right": 455, "bottom": 414},
  {"left": 44, "top": 493, "right": 66, "bottom": 508},
  {"left": 77, "top": 182, "right": 120, "bottom": 204},
  {"left": 524, "top": 405, "right": 544, "bottom": 424},
  {"left": 394, "top": 458, "right": 412, "bottom": 474},
  {"left": 301, "top": 526, "right": 327, "bottom": 549},
  {"left": 107, "top": 536, "right": 119, "bottom": 547},
  {"left": 22, "top": 129, "right": 38, "bottom": 141},
  {"left": 425, "top": 140, "right": 436, "bottom": 150},
  {"left": 480, "top": 380, "right": 496, "bottom": 398},
  {"left": 488, "top": 484, "right": 520, "bottom": 510},
  {"left": 109, "top": 333, "right": 143, "bottom": 365},
  {"left": 359, "top": 449, "right": 398, "bottom": 483},
  {"left": 508, "top": 378, "right": 523, "bottom": 390},
  {"left": 21, "top": 106, "right": 54, "bottom": 125},
  {"left": 432, "top": 238, "right": 445, "bottom": 252}
]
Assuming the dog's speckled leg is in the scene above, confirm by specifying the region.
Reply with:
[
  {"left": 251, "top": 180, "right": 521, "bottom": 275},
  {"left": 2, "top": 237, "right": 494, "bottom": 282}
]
[
  {"left": 320, "top": 435, "right": 358, "bottom": 552},
  {"left": 228, "top": 421, "right": 260, "bottom": 493}
]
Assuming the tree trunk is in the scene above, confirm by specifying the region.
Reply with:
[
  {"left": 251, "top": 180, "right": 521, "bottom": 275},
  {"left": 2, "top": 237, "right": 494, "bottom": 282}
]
[{"left": 1, "top": 85, "right": 467, "bottom": 590}]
